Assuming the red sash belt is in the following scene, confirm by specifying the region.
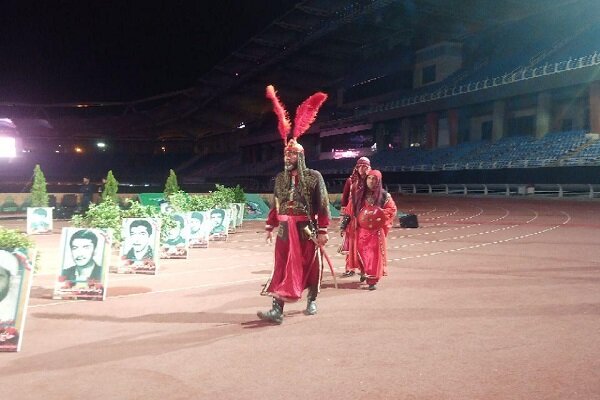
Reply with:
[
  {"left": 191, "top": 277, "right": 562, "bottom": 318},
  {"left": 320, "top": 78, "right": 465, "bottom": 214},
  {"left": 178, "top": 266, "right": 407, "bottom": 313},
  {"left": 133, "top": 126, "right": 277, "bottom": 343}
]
[{"left": 278, "top": 215, "right": 309, "bottom": 222}]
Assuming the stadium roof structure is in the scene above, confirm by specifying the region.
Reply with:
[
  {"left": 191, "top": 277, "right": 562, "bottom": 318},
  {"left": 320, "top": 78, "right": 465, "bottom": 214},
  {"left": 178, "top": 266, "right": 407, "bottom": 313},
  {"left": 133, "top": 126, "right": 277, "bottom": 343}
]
[{"left": 0, "top": 0, "right": 590, "bottom": 143}]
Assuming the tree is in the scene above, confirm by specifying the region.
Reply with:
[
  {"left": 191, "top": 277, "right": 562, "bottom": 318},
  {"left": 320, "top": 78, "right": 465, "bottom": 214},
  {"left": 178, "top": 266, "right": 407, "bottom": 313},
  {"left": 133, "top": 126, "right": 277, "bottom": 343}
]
[
  {"left": 102, "top": 170, "right": 119, "bottom": 203},
  {"left": 232, "top": 184, "right": 246, "bottom": 203},
  {"left": 30, "top": 164, "right": 49, "bottom": 207},
  {"left": 164, "top": 169, "right": 180, "bottom": 200}
]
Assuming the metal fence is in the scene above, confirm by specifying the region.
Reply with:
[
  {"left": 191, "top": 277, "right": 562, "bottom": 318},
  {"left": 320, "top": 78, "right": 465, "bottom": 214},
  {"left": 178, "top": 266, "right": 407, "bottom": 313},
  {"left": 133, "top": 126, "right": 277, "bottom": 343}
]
[{"left": 386, "top": 183, "right": 600, "bottom": 199}]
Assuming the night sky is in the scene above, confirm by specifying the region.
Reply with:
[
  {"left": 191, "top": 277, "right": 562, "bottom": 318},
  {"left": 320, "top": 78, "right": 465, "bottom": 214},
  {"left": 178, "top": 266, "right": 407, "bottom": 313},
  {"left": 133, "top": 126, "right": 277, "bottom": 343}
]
[{"left": 0, "top": 0, "right": 298, "bottom": 103}]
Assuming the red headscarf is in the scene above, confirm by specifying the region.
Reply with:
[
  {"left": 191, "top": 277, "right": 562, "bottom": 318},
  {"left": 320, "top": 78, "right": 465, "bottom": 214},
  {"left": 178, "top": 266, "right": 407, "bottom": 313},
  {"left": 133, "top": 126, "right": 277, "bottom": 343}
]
[
  {"left": 350, "top": 157, "right": 371, "bottom": 215},
  {"left": 356, "top": 157, "right": 370, "bottom": 167},
  {"left": 366, "top": 169, "right": 384, "bottom": 207}
]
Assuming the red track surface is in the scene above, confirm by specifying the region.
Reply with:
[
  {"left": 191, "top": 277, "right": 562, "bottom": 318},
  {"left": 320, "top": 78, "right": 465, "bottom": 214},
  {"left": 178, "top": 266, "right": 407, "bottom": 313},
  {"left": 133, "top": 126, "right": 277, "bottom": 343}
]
[{"left": 1, "top": 195, "right": 600, "bottom": 399}]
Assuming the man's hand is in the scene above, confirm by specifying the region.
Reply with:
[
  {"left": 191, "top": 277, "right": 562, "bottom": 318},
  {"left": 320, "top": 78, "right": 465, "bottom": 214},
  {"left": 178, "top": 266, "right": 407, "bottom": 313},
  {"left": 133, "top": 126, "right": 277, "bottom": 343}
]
[
  {"left": 340, "top": 229, "right": 345, "bottom": 237},
  {"left": 317, "top": 233, "right": 329, "bottom": 247},
  {"left": 266, "top": 230, "right": 273, "bottom": 244}
]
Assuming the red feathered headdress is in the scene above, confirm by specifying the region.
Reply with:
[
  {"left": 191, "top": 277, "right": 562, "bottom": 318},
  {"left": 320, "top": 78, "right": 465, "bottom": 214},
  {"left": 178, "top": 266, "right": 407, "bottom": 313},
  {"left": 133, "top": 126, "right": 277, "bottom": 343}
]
[{"left": 266, "top": 85, "right": 328, "bottom": 153}]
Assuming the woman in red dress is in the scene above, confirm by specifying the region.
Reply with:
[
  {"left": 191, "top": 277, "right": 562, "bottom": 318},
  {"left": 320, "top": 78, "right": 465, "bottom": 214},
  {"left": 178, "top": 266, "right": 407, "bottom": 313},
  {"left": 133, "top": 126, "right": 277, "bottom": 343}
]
[{"left": 342, "top": 169, "right": 397, "bottom": 290}]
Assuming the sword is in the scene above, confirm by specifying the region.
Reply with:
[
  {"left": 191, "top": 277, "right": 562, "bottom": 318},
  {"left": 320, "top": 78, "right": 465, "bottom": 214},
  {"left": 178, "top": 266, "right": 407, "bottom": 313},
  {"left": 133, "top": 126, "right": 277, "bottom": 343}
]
[{"left": 303, "top": 226, "right": 338, "bottom": 289}]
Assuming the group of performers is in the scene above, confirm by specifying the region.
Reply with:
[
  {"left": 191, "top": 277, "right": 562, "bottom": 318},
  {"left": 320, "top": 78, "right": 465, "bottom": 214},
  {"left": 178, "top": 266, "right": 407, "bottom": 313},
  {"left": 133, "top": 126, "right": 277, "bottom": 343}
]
[{"left": 257, "top": 85, "right": 397, "bottom": 324}]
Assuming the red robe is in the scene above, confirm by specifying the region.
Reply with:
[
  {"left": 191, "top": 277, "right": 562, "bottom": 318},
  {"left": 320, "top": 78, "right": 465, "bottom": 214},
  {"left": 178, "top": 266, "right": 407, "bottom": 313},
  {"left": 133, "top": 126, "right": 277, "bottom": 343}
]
[
  {"left": 341, "top": 177, "right": 352, "bottom": 208},
  {"left": 344, "top": 191, "right": 396, "bottom": 285},
  {"left": 340, "top": 176, "right": 365, "bottom": 271},
  {"left": 263, "top": 170, "right": 330, "bottom": 302}
]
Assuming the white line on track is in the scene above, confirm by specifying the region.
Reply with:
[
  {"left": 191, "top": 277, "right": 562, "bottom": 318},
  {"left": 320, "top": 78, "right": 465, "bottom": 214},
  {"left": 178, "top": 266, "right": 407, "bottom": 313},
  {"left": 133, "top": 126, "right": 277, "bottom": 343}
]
[
  {"left": 388, "top": 211, "right": 571, "bottom": 262},
  {"left": 390, "top": 207, "right": 509, "bottom": 240},
  {"left": 391, "top": 208, "right": 529, "bottom": 249}
]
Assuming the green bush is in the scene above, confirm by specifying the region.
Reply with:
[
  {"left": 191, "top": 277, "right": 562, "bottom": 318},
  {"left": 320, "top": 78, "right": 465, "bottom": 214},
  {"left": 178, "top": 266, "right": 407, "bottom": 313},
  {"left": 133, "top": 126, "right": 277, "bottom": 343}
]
[
  {"left": 167, "top": 190, "right": 190, "bottom": 212},
  {"left": 188, "top": 194, "right": 212, "bottom": 211},
  {"left": 0, "top": 227, "right": 34, "bottom": 250},
  {"left": 210, "top": 184, "right": 235, "bottom": 208},
  {"left": 167, "top": 191, "right": 213, "bottom": 212},
  {"left": 232, "top": 185, "right": 245, "bottom": 203},
  {"left": 72, "top": 199, "right": 122, "bottom": 241},
  {"left": 30, "top": 164, "right": 49, "bottom": 207},
  {"left": 0, "top": 227, "right": 38, "bottom": 272},
  {"left": 101, "top": 170, "right": 119, "bottom": 203},
  {"left": 164, "top": 169, "right": 180, "bottom": 199}
]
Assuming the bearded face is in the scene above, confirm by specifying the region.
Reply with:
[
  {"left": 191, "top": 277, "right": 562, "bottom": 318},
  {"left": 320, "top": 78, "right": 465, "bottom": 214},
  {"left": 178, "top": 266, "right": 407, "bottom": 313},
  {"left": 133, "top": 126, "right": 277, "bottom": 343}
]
[{"left": 284, "top": 150, "right": 299, "bottom": 171}]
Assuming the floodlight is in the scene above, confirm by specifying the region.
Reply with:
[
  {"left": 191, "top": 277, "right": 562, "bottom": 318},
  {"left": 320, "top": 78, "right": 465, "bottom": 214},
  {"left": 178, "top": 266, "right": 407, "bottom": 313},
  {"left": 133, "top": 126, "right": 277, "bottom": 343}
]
[{"left": 0, "top": 137, "right": 17, "bottom": 158}]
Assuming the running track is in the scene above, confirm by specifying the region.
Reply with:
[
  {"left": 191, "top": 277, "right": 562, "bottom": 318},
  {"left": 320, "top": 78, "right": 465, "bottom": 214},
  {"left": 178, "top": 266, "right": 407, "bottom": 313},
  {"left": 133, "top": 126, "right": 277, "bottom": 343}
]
[{"left": 1, "top": 195, "right": 599, "bottom": 399}]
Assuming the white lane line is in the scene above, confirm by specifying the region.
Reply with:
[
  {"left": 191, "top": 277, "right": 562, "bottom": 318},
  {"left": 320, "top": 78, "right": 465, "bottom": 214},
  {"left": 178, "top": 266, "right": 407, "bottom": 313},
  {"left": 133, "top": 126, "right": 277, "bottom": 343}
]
[
  {"left": 392, "top": 209, "right": 536, "bottom": 249},
  {"left": 418, "top": 207, "right": 456, "bottom": 222},
  {"left": 390, "top": 207, "right": 511, "bottom": 240},
  {"left": 388, "top": 211, "right": 570, "bottom": 262}
]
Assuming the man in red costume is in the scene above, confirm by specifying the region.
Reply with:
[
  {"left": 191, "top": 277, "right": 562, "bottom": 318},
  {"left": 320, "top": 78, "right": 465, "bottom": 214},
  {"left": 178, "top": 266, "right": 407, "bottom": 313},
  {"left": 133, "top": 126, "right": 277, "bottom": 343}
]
[
  {"left": 339, "top": 156, "right": 371, "bottom": 277},
  {"left": 341, "top": 169, "right": 396, "bottom": 290},
  {"left": 258, "top": 85, "right": 330, "bottom": 324}
]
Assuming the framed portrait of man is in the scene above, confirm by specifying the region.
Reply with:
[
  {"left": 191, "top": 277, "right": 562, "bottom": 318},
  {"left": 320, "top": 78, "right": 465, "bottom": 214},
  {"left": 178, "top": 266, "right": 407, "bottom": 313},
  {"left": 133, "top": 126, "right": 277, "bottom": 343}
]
[
  {"left": 234, "top": 202, "right": 245, "bottom": 228},
  {"left": 160, "top": 202, "right": 174, "bottom": 214},
  {"left": 119, "top": 218, "right": 161, "bottom": 274},
  {"left": 160, "top": 213, "right": 189, "bottom": 259},
  {"left": 208, "top": 208, "right": 230, "bottom": 241},
  {"left": 53, "top": 228, "right": 111, "bottom": 301},
  {"left": 26, "top": 207, "right": 53, "bottom": 235},
  {"left": 228, "top": 204, "right": 237, "bottom": 234},
  {"left": 0, "top": 249, "right": 34, "bottom": 352},
  {"left": 188, "top": 211, "right": 210, "bottom": 249}
]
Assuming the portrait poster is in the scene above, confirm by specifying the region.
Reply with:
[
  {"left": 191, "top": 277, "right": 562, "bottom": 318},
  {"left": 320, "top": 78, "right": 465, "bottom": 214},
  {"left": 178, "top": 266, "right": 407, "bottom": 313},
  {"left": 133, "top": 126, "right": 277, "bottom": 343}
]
[
  {"left": 26, "top": 207, "right": 53, "bottom": 235},
  {"left": 160, "top": 213, "right": 189, "bottom": 259},
  {"left": 188, "top": 211, "right": 210, "bottom": 249},
  {"left": 208, "top": 208, "right": 230, "bottom": 241},
  {"left": 228, "top": 204, "right": 237, "bottom": 234},
  {"left": 0, "top": 249, "right": 34, "bottom": 352},
  {"left": 119, "top": 218, "right": 161, "bottom": 274},
  {"left": 234, "top": 202, "right": 245, "bottom": 227},
  {"left": 160, "top": 202, "right": 174, "bottom": 214},
  {"left": 53, "top": 228, "right": 112, "bottom": 301}
]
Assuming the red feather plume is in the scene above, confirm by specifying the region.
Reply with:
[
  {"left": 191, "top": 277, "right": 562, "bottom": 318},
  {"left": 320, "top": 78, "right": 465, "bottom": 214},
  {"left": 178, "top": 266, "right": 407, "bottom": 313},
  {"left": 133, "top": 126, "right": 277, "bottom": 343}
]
[
  {"left": 266, "top": 85, "right": 291, "bottom": 141},
  {"left": 292, "top": 92, "right": 328, "bottom": 139}
]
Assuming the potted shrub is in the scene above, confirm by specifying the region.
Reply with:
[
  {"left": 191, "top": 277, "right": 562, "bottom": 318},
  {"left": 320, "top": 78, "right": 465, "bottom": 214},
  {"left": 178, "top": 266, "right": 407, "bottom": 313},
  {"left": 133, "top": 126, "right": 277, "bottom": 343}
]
[
  {"left": 232, "top": 184, "right": 246, "bottom": 228},
  {"left": 101, "top": 170, "right": 119, "bottom": 204},
  {"left": 27, "top": 165, "right": 53, "bottom": 234},
  {"left": 163, "top": 169, "right": 180, "bottom": 200}
]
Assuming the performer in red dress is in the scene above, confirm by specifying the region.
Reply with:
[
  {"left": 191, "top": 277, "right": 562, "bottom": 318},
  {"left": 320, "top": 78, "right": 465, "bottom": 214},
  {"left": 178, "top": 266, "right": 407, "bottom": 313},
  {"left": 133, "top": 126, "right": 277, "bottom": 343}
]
[
  {"left": 341, "top": 169, "right": 396, "bottom": 290},
  {"left": 340, "top": 157, "right": 371, "bottom": 210},
  {"left": 258, "top": 85, "right": 330, "bottom": 324},
  {"left": 339, "top": 157, "right": 371, "bottom": 277}
]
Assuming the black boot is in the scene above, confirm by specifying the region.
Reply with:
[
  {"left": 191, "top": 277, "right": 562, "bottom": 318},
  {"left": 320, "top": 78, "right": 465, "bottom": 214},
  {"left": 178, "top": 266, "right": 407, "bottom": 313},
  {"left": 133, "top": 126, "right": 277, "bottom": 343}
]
[
  {"left": 304, "top": 287, "right": 318, "bottom": 315},
  {"left": 257, "top": 298, "right": 284, "bottom": 324}
]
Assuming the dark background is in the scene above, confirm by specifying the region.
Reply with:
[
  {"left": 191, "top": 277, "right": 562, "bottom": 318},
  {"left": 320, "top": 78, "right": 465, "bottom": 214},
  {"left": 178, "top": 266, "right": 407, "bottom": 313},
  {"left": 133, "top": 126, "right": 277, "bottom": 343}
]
[{"left": 0, "top": 0, "right": 298, "bottom": 102}]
